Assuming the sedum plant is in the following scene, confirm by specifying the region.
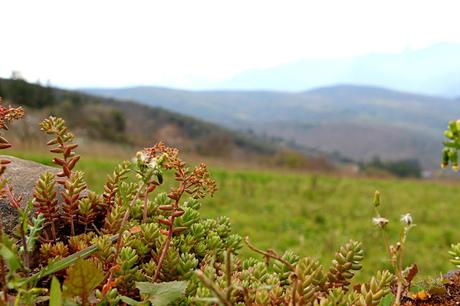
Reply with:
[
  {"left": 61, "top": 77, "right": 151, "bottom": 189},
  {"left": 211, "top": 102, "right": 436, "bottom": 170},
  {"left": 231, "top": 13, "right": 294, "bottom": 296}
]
[
  {"left": 443, "top": 120, "right": 460, "bottom": 279},
  {"left": 195, "top": 238, "right": 392, "bottom": 305},
  {"left": 441, "top": 119, "right": 460, "bottom": 170},
  {"left": 0, "top": 97, "right": 397, "bottom": 305}
]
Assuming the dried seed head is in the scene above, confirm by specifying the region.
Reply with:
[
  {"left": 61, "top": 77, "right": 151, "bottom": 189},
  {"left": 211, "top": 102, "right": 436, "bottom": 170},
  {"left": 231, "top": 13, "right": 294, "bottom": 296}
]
[
  {"left": 372, "top": 217, "right": 389, "bottom": 228},
  {"left": 400, "top": 213, "right": 413, "bottom": 225}
]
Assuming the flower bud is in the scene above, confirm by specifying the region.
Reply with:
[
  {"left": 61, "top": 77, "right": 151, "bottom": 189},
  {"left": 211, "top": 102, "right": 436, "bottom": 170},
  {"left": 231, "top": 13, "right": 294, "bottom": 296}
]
[
  {"left": 373, "top": 191, "right": 381, "bottom": 207},
  {"left": 445, "top": 131, "right": 454, "bottom": 139},
  {"left": 441, "top": 148, "right": 450, "bottom": 168}
]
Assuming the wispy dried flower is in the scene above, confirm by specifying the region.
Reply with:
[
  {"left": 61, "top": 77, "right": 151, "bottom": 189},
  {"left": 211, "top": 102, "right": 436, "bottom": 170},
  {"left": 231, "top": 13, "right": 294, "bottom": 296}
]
[
  {"left": 400, "top": 213, "right": 413, "bottom": 225},
  {"left": 372, "top": 217, "right": 389, "bottom": 228}
]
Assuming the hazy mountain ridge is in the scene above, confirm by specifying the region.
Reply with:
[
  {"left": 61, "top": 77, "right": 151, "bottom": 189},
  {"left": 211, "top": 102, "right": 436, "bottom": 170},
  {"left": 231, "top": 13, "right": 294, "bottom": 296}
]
[
  {"left": 83, "top": 84, "right": 460, "bottom": 169},
  {"left": 215, "top": 43, "right": 460, "bottom": 96}
]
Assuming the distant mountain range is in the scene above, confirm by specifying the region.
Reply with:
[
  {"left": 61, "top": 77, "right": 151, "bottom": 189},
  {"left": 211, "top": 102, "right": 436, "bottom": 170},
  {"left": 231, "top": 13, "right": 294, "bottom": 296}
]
[
  {"left": 83, "top": 84, "right": 460, "bottom": 170},
  {"left": 213, "top": 43, "right": 460, "bottom": 97}
]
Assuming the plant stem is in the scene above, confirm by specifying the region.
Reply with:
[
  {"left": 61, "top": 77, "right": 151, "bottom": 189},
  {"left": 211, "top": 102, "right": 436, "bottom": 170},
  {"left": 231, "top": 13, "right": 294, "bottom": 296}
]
[
  {"left": 142, "top": 188, "right": 149, "bottom": 223},
  {"left": 50, "top": 217, "right": 57, "bottom": 241},
  {"left": 0, "top": 216, "right": 7, "bottom": 303},
  {"left": 244, "top": 236, "right": 299, "bottom": 305},
  {"left": 395, "top": 282, "right": 403, "bottom": 306},
  {"left": 196, "top": 270, "right": 232, "bottom": 306},
  {"left": 244, "top": 237, "right": 295, "bottom": 271},
  {"left": 291, "top": 273, "right": 298, "bottom": 306},
  {"left": 19, "top": 225, "right": 29, "bottom": 269},
  {"left": 225, "top": 249, "right": 233, "bottom": 301},
  {"left": 113, "top": 184, "right": 144, "bottom": 261},
  {"left": 394, "top": 225, "right": 412, "bottom": 306},
  {"left": 153, "top": 183, "right": 186, "bottom": 282},
  {"left": 70, "top": 219, "right": 75, "bottom": 237},
  {"left": 153, "top": 226, "right": 172, "bottom": 281}
]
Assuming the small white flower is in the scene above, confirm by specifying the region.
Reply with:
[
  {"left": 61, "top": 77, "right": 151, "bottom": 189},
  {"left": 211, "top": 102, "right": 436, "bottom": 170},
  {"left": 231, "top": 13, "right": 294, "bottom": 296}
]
[
  {"left": 372, "top": 217, "right": 389, "bottom": 228},
  {"left": 148, "top": 158, "right": 158, "bottom": 169},
  {"left": 140, "top": 152, "right": 149, "bottom": 163},
  {"left": 134, "top": 151, "right": 149, "bottom": 163},
  {"left": 400, "top": 213, "right": 413, "bottom": 225}
]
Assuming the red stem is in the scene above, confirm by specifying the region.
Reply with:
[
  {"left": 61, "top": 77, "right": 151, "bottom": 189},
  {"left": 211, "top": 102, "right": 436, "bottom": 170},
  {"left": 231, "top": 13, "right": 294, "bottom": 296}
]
[{"left": 153, "top": 182, "right": 186, "bottom": 282}]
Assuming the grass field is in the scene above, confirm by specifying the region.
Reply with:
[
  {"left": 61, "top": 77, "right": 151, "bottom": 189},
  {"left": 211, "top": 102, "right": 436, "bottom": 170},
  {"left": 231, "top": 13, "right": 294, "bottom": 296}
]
[{"left": 8, "top": 150, "right": 460, "bottom": 282}]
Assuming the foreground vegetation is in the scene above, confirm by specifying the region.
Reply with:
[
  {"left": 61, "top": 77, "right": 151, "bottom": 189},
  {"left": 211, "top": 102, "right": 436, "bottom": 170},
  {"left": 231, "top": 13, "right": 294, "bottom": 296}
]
[
  {"left": 10, "top": 150, "right": 460, "bottom": 283},
  {"left": 3, "top": 97, "right": 460, "bottom": 305}
]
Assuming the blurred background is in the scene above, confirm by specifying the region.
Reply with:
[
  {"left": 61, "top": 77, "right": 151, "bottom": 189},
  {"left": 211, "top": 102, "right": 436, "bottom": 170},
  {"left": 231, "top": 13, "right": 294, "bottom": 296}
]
[{"left": 1, "top": 0, "right": 460, "bottom": 279}]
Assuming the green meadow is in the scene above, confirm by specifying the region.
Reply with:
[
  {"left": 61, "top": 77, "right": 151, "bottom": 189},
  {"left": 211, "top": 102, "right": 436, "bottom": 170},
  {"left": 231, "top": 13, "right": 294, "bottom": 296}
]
[{"left": 9, "top": 150, "right": 460, "bottom": 282}]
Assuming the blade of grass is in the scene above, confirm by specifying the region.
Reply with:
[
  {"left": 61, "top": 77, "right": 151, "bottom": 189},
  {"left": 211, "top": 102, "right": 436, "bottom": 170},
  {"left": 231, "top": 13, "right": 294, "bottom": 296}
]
[{"left": 21, "top": 235, "right": 118, "bottom": 286}]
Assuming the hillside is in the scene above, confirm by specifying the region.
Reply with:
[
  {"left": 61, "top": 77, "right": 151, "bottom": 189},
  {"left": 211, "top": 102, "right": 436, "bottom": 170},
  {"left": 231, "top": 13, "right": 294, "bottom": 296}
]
[
  {"left": 0, "top": 77, "right": 286, "bottom": 163},
  {"left": 83, "top": 84, "right": 460, "bottom": 170}
]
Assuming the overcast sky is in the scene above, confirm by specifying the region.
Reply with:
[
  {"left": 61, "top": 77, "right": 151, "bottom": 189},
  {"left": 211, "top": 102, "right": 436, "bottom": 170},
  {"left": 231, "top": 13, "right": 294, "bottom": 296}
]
[{"left": 1, "top": 0, "right": 460, "bottom": 89}]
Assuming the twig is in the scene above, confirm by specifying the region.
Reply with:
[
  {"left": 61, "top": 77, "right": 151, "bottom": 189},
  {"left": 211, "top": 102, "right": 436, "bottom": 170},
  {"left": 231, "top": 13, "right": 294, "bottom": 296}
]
[
  {"left": 244, "top": 236, "right": 298, "bottom": 305},
  {"left": 244, "top": 237, "right": 295, "bottom": 271}
]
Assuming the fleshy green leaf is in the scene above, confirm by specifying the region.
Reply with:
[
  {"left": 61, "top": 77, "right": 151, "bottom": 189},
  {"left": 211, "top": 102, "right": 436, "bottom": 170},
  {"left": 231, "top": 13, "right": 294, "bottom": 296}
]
[
  {"left": 135, "top": 281, "right": 188, "bottom": 306},
  {"left": 120, "top": 295, "right": 149, "bottom": 305},
  {"left": 0, "top": 241, "right": 22, "bottom": 273},
  {"left": 378, "top": 294, "right": 394, "bottom": 306},
  {"left": 63, "top": 259, "right": 104, "bottom": 303},
  {"left": 26, "top": 213, "right": 45, "bottom": 252},
  {"left": 50, "top": 276, "right": 62, "bottom": 306}
]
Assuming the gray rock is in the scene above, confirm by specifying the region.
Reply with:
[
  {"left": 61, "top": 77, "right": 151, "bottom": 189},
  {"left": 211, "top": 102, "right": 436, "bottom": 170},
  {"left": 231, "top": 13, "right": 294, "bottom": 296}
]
[{"left": 0, "top": 155, "right": 59, "bottom": 234}]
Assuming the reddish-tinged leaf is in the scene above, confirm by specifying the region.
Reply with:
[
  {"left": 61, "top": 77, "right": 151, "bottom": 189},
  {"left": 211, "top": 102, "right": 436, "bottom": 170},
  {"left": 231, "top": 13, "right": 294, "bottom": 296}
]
[
  {"left": 130, "top": 226, "right": 142, "bottom": 234},
  {"left": 47, "top": 139, "right": 59, "bottom": 146},
  {"left": 172, "top": 210, "right": 185, "bottom": 217},
  {"left": 405, "top": 264, "right": 419, "bottom": 286},
  {"left": 172, "top": 227, "right": 187, "bottom": 234},
  {"left": 63, "top": 259, "right": 104, "bottom": 304},
  {"left": 53, "top": 158, "right": 66, "bottom": 166},
  {"left": 63, "top": 165, "right": 71, "bottom": 177},
  {"left": 68, "top": 156, "right": 80, "bottom": 170},
  {"left": 159, "top": 219, "right": 171, "bottom": 226}
]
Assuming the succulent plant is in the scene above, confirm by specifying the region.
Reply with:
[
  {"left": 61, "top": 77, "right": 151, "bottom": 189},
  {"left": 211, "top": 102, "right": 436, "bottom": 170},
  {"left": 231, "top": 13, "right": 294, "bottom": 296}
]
[{"left": 0, "top": 99, "right": 399, "bottom": 305}]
